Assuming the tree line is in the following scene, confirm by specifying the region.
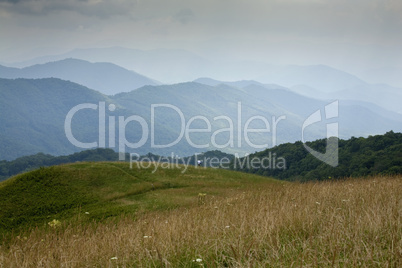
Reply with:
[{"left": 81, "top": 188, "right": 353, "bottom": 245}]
[
  {"left": 1, "top": 131, "right": 401, "bottom": 182},
  {"left": 231, "top": 131, "right": 402, "bottom": 181}
]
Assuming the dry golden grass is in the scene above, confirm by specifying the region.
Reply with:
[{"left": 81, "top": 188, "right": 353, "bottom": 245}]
[{"left": 1, "top": 175, "right": 401, "bottom": 267}]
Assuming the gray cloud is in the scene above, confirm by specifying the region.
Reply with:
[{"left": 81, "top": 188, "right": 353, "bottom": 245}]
[
  {"left": 174, "top": 8, "right": 195, "bottom": 24},
  {"left": 0, "top": 0, "right": 136, "bottom": 18},
  {"left": 2, "top": 0, "right": 402, "bottom": 35},
  {"left": 1, "top": 0, "right": 401, "bottom": 75}
]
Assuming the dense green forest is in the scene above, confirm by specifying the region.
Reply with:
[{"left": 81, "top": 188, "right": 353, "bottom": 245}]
[{"left": 232, "top": 131, "right": 402, "bottom": 181}]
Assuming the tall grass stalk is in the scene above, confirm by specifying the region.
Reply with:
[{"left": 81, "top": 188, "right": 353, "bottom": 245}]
[{"left": 1, "top": 176, "right": 400, "bottom": 267}]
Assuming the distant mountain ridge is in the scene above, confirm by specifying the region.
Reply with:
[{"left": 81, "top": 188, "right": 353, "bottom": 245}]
[
  {"left": 0, "top": 58, "right": 159, "bottom": 95},
  {"left": 1, "top": 77, "right": 402, "bottom": 161},
  {"left": 195, "top": 76, "right": 402, "bottom": 114},
  {"left": 4, "top": 47, "right": 213, "bottom": 84},
  {"left": 193, "top": 77, "right": 267, "bottom": 88},
  {"left": 1, "top": 47, "right": 383, "bottom": 87},
  {"left": 256, "top": 64, "right": 367, "bottom": 93},
  {"left": 2, "top": 47, "right": 400, "bottom": 114}
]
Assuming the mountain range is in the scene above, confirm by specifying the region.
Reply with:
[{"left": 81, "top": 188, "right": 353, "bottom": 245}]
[
  {"left": 2, "top": 47, "right": 212, "bottom": 84},
  {"left": 2, "top": 48, "right": 401, "bottom": 113},
  {"left": 0, "top": 58, "right": 159, "bottom": 95},
  {"left": 194, "top": 76, "right": 402, "bottom": 115},
  {"left": 4, "top": 47, "right": 401, "bottom": 88},
  {"left": 1, "top": 77, "right": 401, "bottom": 161}
]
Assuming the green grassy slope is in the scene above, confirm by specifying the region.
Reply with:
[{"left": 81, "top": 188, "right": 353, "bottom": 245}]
[{"left": 0, "top": 162, "right": 279, "bottom": 235}]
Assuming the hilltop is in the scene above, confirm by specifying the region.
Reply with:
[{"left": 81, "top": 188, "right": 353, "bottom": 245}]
[
  {"left": 0, "top": 148, "right": 234, "bottom": 182},
  {"left": 0, "top": 161, "right": 277, "bottom": 236}
]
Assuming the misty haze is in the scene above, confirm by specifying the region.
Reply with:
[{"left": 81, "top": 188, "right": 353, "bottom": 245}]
[{"left": 0, "top": 1, "right": 401, "bottom": 267}]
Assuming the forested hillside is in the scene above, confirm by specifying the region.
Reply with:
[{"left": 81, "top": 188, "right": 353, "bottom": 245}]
[{"left": 232, "top": 131, "right": 402, "bottom": 181}]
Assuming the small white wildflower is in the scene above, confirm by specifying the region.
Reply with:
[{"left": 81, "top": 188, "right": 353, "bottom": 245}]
[
  {"left": 315, "top": 202, "right": 320, "bottom": 205},
  {"left": 193, "top": 258, "right": 203, "bottom": 262},
  {"left": 143, "top": 236, "right": 152, "bottom": 238},
  {"left": 110, "top": 257, "right": 118, "bottom": 260},
  {"left": 225, "top": 225, "right": 230, "bottom": 229},
  {"left": 85, "top": 212, "right": 90, "bottom": 214}
]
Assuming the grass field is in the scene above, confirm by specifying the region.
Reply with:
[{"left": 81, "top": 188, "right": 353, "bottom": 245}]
[{"left": 0, "top": 162, "right": 400, "bottom": 267}]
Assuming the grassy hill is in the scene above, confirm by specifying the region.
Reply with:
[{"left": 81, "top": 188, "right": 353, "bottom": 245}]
[
  {"left": 0, "top": 162, "right": 399, "bottom": 267},
  {"left": 0, "top": 162, "right": 277, "bottom": 236}
]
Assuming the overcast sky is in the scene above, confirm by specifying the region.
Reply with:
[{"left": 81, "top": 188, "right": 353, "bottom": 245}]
[{"left": 1, "top": 0, "right": 402, "bottom": 79}]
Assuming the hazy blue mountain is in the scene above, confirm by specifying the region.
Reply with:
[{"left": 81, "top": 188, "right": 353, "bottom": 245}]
[
  {"left": 262, "top": 75, "right": 402, "bottom": 115},
  {"left": 289, "top": 83, "right": 402, "bottom": 114},
  {"left": 289, "top": 84, "right": 329, "bottom": 99},
  {"left": 196, "top": 77, "right": 402, "bottom": 114},
  {"left": 241, "top": 84, "right": 402, "bottom": 137},
  {"left": 6, "top": 46, "right": 400, "bottom": 92},
  {"left": 0, "top": 58, "right": 159, "bottom": 95},
  {"left": 339, "top": 100, "right": 402, "bottom": 123},
  {"left": 1, "top": 78, "right": 401, "bottom": 161},
  {"left": 194, "top": 78, "right": 266, "bottom": 88},
  {"left": 6, "top": 47, "right": 213, "bottom": 84},
  {"left": 193, "top": 77, "right": 230, "bottom": 87},
  {"left": 329, "top": 84, "right": 402, "bottom": 114},
  {"left": 0, "top": 78, "right": 112, "bottom": 160},
  {"left": 360, "top": 66, "right": 402, "bottom": 88},
  {"left": 8, "top": 48, "right": 367, "bottom": 89},
  {"left": 256, "top": 64, "right": 367, "bottom": 93}
]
